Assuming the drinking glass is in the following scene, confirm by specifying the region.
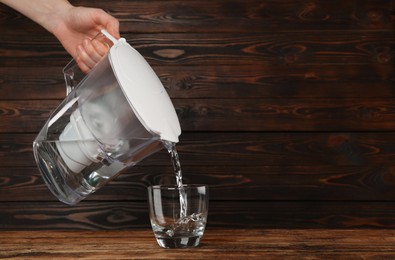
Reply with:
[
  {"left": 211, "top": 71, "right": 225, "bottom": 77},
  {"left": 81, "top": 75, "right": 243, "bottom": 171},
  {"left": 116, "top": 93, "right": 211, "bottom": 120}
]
[{"left": 147, "top": 185, "right": 209, "bottom": 248}]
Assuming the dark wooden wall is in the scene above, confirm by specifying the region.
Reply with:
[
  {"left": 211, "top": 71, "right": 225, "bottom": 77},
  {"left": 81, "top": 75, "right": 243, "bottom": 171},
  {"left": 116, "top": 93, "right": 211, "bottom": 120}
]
[{"left": 0, "top": 0, "right": 394, "bottom": 230}]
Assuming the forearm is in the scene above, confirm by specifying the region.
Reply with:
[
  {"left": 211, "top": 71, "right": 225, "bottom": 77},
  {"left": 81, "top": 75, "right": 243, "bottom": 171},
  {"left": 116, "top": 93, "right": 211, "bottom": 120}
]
[{"left": 0, "top": 0, "right": 73, "bottom": 33}]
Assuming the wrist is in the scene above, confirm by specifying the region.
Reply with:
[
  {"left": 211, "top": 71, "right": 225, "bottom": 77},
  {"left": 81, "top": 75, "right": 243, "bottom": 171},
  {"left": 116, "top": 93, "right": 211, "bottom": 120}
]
[
  {"left": 40, "top": 0, "right": 74, "bottom": 34},
  {"left": 0, "top": 0, "right": 74, "bottom": 34}
]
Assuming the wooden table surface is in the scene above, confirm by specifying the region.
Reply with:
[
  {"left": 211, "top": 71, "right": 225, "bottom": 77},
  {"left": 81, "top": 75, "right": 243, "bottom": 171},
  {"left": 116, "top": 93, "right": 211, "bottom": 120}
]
[{"left": 1, "top": 229, "right": 394, "bottom": 259}]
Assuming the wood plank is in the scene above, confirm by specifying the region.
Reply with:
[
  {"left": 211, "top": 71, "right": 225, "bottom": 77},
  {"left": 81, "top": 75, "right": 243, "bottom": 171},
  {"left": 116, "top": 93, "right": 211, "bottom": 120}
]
[
  {"left": 128, "top": 32, "right": 395, "bottom": 66},
  {"left": 1, "top": 99, "right": 394, "bottom": 132},
  {"left": 1, "top": 64, "right": 394, "bottom": 100},
  {"left": 0, "top": 67, "right": 65, "bottom": 100},
  {"left": 1, "top": 0, "right": 393, "bottom": 32},
  {"left": 0, "top": 201, "right": 394, "bottom": 229},
  {"left": 1, "top": 165, "right": 394, "bottom": 202},
  {"left": 1, "top": 133, "right": 394, "bottom": 167},
  {"left": 175, "top": 99, "right": 395, "bottom": 131},
  {"left": 0, "top": 229, "right": 394, "bottom": 258},
  {"left": 1, "top": 32, "right": 393, "bottom": 66}
]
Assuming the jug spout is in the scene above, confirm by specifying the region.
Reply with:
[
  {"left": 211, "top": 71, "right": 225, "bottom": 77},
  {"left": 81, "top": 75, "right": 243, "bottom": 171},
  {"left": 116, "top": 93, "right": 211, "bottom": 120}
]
[{"left": 160, "top": 124, "right": 180, "bottom": 144}]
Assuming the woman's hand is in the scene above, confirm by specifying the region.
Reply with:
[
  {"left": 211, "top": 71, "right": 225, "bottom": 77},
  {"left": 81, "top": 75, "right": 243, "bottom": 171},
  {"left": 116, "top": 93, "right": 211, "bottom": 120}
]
[
  {"left": 52, "top": 5, "right": 120, "bottom": 73},
  {"left": 0, "top": 0, "right": 120, "bottom": 73}
]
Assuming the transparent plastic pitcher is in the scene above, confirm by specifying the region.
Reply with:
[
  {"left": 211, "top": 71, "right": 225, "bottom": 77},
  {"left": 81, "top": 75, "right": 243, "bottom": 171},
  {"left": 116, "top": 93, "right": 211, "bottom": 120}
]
[{"left": 33, "top": 30, "right": 181, "bottom": 205}]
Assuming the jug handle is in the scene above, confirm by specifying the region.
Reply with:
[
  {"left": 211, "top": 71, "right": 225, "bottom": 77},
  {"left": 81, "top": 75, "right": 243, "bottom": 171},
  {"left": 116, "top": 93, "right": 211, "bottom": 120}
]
[
  {"left": 62, "top": 29, "right": 119, "bottom": 96},
  {"left": 63, "top": 59, "right": 84, "bottom": 96}
]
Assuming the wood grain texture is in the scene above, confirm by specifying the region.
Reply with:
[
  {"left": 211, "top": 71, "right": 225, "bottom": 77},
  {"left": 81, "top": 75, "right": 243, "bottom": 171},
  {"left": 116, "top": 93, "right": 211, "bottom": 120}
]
[
  {"left": 1, "top": 64, "right": 394, "bottom": 100},
  {"left": 1, "top": 0, "right": 394, "bottom": 32},
  {"left": 1, "top": 165, "right": 395, "bottom": 202},
  {"left": 1, "top": 201, "right": 395, "bottom": 230},
  {"left": 1, "top": 32, "right": 394, "bottom": 66},
  {"left": 1, "top": 229, "right": 395, "bottom": 258},
  {"left": 1, "top": 99, "right": 395, "bottom": 132},
  {"left": 0, "top": 0, "right": 394, "bottom": 230},
  {"left": 1, "top": 229, "right": 394, "bottom": 259},
  {"left": 1, "top": 133, "right": 395, "bottom": 167}
]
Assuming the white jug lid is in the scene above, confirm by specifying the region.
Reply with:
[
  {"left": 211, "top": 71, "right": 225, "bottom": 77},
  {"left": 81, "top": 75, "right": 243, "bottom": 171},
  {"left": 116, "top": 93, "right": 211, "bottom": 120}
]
[{"left": 108, "top": 38, "right": 181, "bottom": 143}]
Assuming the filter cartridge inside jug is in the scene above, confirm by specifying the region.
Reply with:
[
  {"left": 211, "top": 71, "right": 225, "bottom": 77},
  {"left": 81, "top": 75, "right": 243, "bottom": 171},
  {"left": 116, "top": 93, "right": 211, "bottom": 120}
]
[{"left": 56, "top": 109, "right": 101, "bottom": 173}]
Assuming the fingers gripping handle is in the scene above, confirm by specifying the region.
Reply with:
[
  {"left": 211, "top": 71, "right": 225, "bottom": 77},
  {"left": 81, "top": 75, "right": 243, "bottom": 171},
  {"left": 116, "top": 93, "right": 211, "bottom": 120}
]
[
  {"left": 63, "top": 29, "right": 119, "bottom": 96},
  {"left": 100, "top": 29, "right": 118, "bottom": 45}
]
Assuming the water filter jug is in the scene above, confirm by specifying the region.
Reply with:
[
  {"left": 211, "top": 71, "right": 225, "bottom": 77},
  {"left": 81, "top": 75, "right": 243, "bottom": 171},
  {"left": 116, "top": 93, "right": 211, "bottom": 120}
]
[{"left": 33, "top": 30, "right": 181, "bottom": 205}]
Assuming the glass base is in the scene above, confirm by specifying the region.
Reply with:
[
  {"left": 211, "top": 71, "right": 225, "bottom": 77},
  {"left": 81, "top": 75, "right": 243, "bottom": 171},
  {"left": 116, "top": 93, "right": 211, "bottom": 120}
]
[
  {"left": 155, "top": 235, "right": 202, "bottom": 248},
  {"left": 34, "top": 142, "right": 85, "bottom": 205}
]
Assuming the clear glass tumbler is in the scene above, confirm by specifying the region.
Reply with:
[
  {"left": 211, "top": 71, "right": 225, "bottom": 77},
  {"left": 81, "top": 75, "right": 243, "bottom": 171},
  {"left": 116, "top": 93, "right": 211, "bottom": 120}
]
[{"left": 148, "top": 185, "right": 209, "bottom": 248}]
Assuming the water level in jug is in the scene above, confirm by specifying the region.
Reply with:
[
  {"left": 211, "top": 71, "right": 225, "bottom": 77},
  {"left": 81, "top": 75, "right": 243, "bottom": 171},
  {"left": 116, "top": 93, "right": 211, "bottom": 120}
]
[
  {"left": 34, "top": 135, "right": 163, "bottom": 205},
  {"left": 33, "top": 86, "right": 164, "bottom": 205},
  {"left": 35, "top": 139, "right": 122, "bottom": 205}
]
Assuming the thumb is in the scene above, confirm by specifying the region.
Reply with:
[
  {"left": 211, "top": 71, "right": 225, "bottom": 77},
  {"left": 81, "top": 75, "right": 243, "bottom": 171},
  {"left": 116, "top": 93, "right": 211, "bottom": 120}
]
[
  {"left": 106, "top": 19, "right": 120, "bottom": 39},
  {"left": 94, "top": 9, "right": 120, "bottom": 39}
]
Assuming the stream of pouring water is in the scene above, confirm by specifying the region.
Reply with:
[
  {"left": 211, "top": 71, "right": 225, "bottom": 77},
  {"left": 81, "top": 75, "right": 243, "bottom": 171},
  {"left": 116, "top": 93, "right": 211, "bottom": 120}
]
[{"left": 165, "top": 141, "right": 187, "bottom": 219}]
